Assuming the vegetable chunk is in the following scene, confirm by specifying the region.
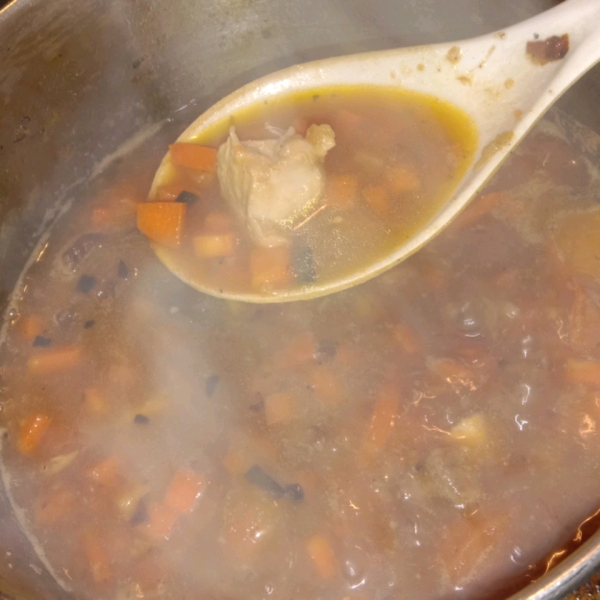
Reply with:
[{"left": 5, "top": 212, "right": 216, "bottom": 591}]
[
  {"left": 169, "top": 143, "right": 217, "bottom": 172},
  {"left": 137, "top": 202, "right": 187, "bottom": 247},
  {"left": 217, "top": 125, "right": 335, "bottom": 246},
  {"left": 306, "top": 535, "right": 338, "bottom": 579},
  {"left": 18, "top": 413, "right": 51, "bottom": 454}
]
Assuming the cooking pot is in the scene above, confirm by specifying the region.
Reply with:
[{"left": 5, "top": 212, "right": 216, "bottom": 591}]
[{"left": 1, "top": 0, "right": 600, "bottom": 598}]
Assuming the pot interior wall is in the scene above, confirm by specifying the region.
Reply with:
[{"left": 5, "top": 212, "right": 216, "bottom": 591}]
[{"left": 0, "top": 0, "right": 598, "bottom": 598}]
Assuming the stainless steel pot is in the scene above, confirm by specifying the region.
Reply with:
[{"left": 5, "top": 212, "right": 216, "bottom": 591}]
[{"left": 1, "top": 0, "right": 599, "bottom": 598}]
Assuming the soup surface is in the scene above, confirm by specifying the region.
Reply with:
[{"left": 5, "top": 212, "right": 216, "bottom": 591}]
[
  {"left": 143, "top": 86, "right": 477, "bottom": 299},
  {"left": 1, "top": 108, "right": 600, "bottom": 600}
]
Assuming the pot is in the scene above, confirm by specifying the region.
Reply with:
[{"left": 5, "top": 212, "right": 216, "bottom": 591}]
[{"left": 0, "top": 0, "right": 599, "bottom": 598}]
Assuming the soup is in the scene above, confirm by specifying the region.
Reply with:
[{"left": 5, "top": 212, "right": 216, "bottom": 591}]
[
  {"left": 0, "top": 110, "right": 600, "bottom": 600},
  {"left": 142, "top": 86, "right": 477, "bottom": 299}
]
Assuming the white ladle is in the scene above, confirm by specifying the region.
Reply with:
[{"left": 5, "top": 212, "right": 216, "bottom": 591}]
[{"left": 150, "top": 0, "right": 600, "bottom": 303}]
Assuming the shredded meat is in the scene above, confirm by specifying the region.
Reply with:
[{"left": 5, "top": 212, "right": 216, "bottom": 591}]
[{"left": 216, "top": 124, "right": 335, "bottom": 247}]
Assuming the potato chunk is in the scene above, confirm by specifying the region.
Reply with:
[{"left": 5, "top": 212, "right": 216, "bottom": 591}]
[{"left": 217, "top": 124, "right": 335, "bottom": 247}]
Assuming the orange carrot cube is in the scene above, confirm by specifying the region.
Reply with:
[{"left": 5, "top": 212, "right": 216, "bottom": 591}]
[
  {"left": 164, "top": 469, "right": 205, "bottom": 513},
  {"left": 306, "top": 534, "right": 337, "bottom": 579},
  {"left": 88, "top": 457, "right": 120, "bottom": 487},
  {"left": 136, "top": 201, "right": 187, "bottom": 248},
  {"left": 169, "top": 143, "right": 217, "bottom": 172},
  {"left": 17, "top": 316, "right": 44, "bottom": 340},
  {"left": 18, "top": 413, "right": 51, "bottom": 454},
  {"left": 27, "top": 346, "right": 82, "bottom": 375},
  {"left": 145, "top": 502, "right": 179, "bottom": 539},
  {"left": 250, "top": 245, "right": 291, "bottom": 290}
]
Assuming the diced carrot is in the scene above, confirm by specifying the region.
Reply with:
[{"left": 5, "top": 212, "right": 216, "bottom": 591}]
[
  {"left": 27, "top": 346, "right": 82, "bottom": 375},
  {"left": 360, "top": 385, "right": 397, "bottom": 462},
  {"left": 18, "top": 413, "right": 51, "bottom": 454},
  {"left": 565, "top": 360, "right": 600, "bottom": 386},
  {"left": 310, "top": 365, "right": 345, "bottom": 405},
  {"left": 264, "top": 392, "right": 297, "bottom": 426},
  {"left": 391, "top": 322, "right": 421, "bottom": 354},
  {"left": 88, "top": 456, "right": 120, "bottom": 487},
  {"left": 454, "top": 191, "right": 506, "bottom": 229},
  {"left": 193, "top": 233, "right": 236, "bottom": 258},
  {"left": 386, "top": 164, "right": 421, "bottom": 195},
  {"left": 280, "top": 332, "right": 318, "bottom": 368},
  {"left": 83, "top": 533, "right": 112, "bottom": 584},
  {"left": 136, "top": 202, "right": 187, "bottom": 248},
  {"left": 326, "top": 174, "right": 359, "bottom": 209},
  {"left": 362, "top": 185, "right": 390, "bottom": 217},
  {"left": 250, "top": 245, "right": 291, "bottom": 290},
  {"left": 202, "top": 211, "right": 234, "bottom": 233},
  {"left": 169, "top": 143, "right": 217, "bottom": 173},
  {"left": 36, "top": 489, "right": 74, "bottom": 525},
  {"left": 17, "top": 316, "right": 44, "bottom": 340},
  {"left": 164, "top": 469, "right": 205, "bottom": 513},
  {"left": 306, "top": 534, "right": 337, "bottom": 579},
  {"left": 145, "top": 502, "right": 179, "bottom": 539},
  {"left": 222, "top": 450, "right": 249, "bottom": 476},
  {"left": 83, "top": 388, "right": 110, "bottom": 415}
]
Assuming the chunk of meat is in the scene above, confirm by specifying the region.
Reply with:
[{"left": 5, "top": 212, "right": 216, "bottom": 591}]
[{"left": 217, "top": 124, "right": 336, "bottom": 246}]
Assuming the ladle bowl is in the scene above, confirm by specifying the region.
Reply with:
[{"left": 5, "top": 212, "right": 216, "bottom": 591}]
[{"left": 149, "top": 0, "right": 600, "bottom": 303}]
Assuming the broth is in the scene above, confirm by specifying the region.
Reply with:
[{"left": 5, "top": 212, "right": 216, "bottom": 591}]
[{"left": 0, "top": 112, "right": 600, "bottom": 600}]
